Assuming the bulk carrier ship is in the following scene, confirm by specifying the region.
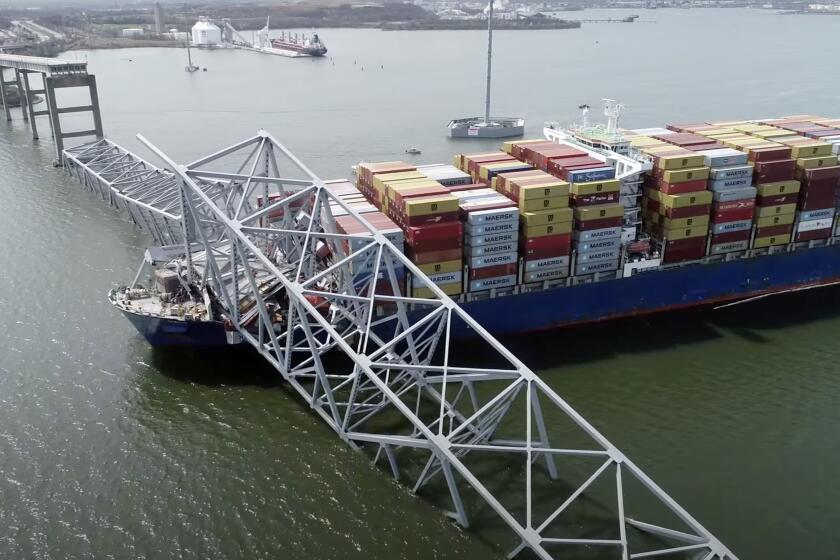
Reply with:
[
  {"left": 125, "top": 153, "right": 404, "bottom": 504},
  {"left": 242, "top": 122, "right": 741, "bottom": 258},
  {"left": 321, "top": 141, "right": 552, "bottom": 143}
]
[{"left": 110, "top": 103, "right": 840, "bottom": 346}]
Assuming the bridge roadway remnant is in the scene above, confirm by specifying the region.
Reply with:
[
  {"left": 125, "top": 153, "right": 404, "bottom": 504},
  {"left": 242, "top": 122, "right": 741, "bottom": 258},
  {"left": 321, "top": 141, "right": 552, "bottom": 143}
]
[{"left": 0, "top": 54, "right": 103, "bottom": 162}]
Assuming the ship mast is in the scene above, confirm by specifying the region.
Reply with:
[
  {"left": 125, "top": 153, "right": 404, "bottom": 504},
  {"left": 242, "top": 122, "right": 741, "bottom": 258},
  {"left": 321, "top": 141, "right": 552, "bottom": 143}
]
[{"left": 484, "top": 0, "right": 494, "bottom": 125}]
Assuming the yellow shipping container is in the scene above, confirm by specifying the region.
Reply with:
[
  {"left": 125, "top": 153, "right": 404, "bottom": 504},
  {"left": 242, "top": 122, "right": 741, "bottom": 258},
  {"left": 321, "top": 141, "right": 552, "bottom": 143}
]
[
  {"left": 569, "top": 179, "right": 621, "bottom": 196},
  {"left": 492, "top": 170, "right": 546, "bottom": 190},
  {"left": 796, "top": 155, "right": 839, "bottom": 169},
  {"left": 413, "top": 283, "right": 462, "bottom": 298},
  {"left": 661, "top": 166, "right": 711, "bottom": 183},
  {"left": 519, "top": 195, "right": 568, "bottom": 212},
  {"left": 754, "top": 203, "right": 797, "bottom": 218},
  {"left": 756, "top": 180, "right": 801, "bottom": 197},
  {"left": 656, "top": 153, "right": 707, "bottom": 170},
  {"left": 417, "top": 259, "right": 462, "bottom": 275},
  {"left": 453, "top": 154, "right": 464, "bottom": 169},
  {"left": 661, "top": 226, "right": 707, "bottom": 240},
  {"left": 753, "top": 234, "right": 791, "bottom": 248},
  {"left": 521, "top": 207, "right": 573, "bottom": 227},
  {"left": 373, "top": 171, "right": 425, "bottom": 191},
  {"left": 732, "top": 124, "right": 766, "bottom": 133},
  {"left": 630, "top": 137, "right": 666, "bottom": 148},
  {"left": 387, "top": 181, "right": 448, "bottom": 202},
  {"left": 791, "top": 144, "right": 834, "bottom": 158},
  {"left": 523, "top": 222, "right": 573, "bottom": 238},
  {"left": 573, "top": 203, "right": 623, "bottom": 221},
  {"left": 517, "top": 181, "right": 570, "bottom": 200},
  {"left": 661, "top": 215, "right": 710, "bottom": 230},
  {"left": 403, "top": 195, "right": 459, "bottom": 217},
  {"left": 755, "top": 213, "right": 795, "bottom": 228},
  {"left": 658, "top": 190, "right": 714, "bottom": 208},
  {"left": 751, "top": 129, "right": 794, "bottom": 139}
]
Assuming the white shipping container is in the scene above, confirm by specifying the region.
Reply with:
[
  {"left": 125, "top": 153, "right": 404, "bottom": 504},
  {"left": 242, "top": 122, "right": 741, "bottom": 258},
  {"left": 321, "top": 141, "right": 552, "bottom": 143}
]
[
  {"left": 524, "top": 255, "right": 570, "bottom": 272},
  {"left": 469, "top": 275, "right": 517, "bottom": 292},
  {"left": 797, "top": 218, "right": 834, "bottom": 233},
  {"left": 465, "top": 231, "right": 518, "bottom": 247},
  {"left": 523, "top": 267, "right": 569, "bottom": 283},
  {"left": 466, "top": 241, "right": 518, "bottom": 257},
  {"left": 468, "top": 252, "right": 518, "bottom": 269},
  {"left": 698, "top": 148, "right": 749, "bottom": 168}
]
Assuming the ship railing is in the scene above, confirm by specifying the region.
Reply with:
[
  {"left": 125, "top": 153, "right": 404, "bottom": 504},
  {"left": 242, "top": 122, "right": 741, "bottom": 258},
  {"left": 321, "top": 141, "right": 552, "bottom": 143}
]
[{"left": 133, "top": 129, "right": 738, "bottom": 560}]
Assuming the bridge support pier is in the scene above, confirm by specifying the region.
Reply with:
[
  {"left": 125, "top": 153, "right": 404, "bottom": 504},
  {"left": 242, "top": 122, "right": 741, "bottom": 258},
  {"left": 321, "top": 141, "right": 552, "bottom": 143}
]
[
  {"left": 44, "top": 74, "right": 104, "bottom": 161},
  {"left": 0, "top": 55, "right": 102, "bottom": 163},
  {"left": 20, "top": 71, "right": 38, "bottom": 139},
  {"left": 0, "top": 68, "right": 11, "bottom": 121}
]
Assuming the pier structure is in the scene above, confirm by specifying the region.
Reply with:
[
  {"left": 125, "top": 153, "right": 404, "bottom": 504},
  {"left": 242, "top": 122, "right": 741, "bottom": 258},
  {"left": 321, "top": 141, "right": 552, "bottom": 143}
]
[
  {"left": 80, "top": 129, "right": 735, "bottom": 560},
  {"left": 0, "top": 54, "right": 103, "bottom": 161}
]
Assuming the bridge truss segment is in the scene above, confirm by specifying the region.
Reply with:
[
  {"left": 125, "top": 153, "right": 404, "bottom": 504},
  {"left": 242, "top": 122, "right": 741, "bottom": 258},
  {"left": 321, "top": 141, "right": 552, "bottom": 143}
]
[{"left": 138, "top": 130, "right": 738, "bottom": 560}]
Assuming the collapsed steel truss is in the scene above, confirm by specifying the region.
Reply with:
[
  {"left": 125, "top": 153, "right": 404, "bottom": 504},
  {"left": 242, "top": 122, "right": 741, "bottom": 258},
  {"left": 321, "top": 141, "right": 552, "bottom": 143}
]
[{"left": 126, "top": 130, "right": 738, "bottom": 560}]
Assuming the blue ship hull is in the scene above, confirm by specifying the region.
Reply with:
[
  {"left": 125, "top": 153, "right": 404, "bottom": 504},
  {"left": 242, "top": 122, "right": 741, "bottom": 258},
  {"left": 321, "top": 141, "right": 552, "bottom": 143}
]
[
  {"left": 456, "top": 242, "right": 840, "bottom": 337},
  {"left": 120, "top": 308, "right": 232, "bottom": 347},
  {"left": 120, "top": 243, "right": 840, "bottom": 346}
]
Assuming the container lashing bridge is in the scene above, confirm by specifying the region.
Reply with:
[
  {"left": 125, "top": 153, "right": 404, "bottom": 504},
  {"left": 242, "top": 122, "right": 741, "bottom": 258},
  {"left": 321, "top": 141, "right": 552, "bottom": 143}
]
[{"left": 58, "top": 129, "right": 738, "bottom": 560}]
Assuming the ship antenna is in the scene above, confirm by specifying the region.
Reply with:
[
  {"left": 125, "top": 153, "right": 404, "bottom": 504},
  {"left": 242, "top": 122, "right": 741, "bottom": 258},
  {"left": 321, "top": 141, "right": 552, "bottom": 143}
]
[
  {"left": 603, "top": 98, "right": 625, "bottom": 134},
  {"left": 484, "top": 0, "right": 494, "bottom": 125},
  {"left": 579, "top": 104, "right": 590, "bottom": 129}
]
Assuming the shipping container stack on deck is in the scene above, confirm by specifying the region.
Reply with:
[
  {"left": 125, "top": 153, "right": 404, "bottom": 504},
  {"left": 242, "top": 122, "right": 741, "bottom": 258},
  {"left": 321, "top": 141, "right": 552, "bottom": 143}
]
[
  {"left": 495, "top": 166, "right": 573, "bottom": 284},
  {"left": 356, "top": 161, "right": 466, "bottom": 297},
  {"left": 457, "top": 153, "right": 527, "bottom": 293},
  {"left": 324, "top": 179, "right": 407, "bottom": 297},
  {"left": 631, "top": 128, "right": 712, "bottom": 264},
  {"left": 506, "top": 139, "right": 624, "bottom": 276},
  {"left": 691, "top": 122, "right": 796, "bottom": 249},
  {"left": 757, "top": 118, "right": 840, "bottom": 243}
]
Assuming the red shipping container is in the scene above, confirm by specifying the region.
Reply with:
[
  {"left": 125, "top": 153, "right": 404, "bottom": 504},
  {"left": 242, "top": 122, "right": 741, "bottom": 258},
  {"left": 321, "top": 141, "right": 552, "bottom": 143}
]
[
  {"left": 662, "top": 244, "right": 706, "bottom": 264},
  {"left": 755, "top": 224, "right": 793, "bottom": 238},
  {"left": 402, "top": 211, "right": 460, "bottom": 227},
  {"left": 519, "top": 232, "right": 572, "bottom": 250},
  {"left": 575, "top": 216, "right": 623, "bottom": 231},
  {"left": 685, "top": 142, "right": 724, "bottom": 152},
  {"left": 798, "top": 183, "right": 837, "bottom": 211},
  {"left": 521, "top": 245, "right": 571, "bottom": 261},
  {"left": 806, "top": 129, "right": 840, "bottom": 138},
  {"left": 795, "top": 228, "right": 832, "bottom": 242},
  {"left": 469, "top": 263, "right": 517, "bottom": 280},
  {"left": 749, "top": 147, "right": 793, "bottom": 162},
  {"left": 405, "top": 247, "right": 462, "bottom": 265},
  {"left": 468, "top": 155, "right": 516, "bottom": 176},
  {"left": 664, "top": 236, "right": 706, "bottom": 251},
  {"left": 714, "top": 199, "right": 756, "bottom": 212},
  {"left": 571, "top": 192, "right": 620, "bottom": 207},
  {"left": 757, "top": 193, "right": 799, "bottom": 206},
  {"left": 655, "top": 178, "right": 709, "bottom": 194},
  {"left": 711, "top": 229, "right": 751, "bottom": 244},
  {"left": 802, "top": 165, "right": 840, "bottom": 182},
  {"left": 713, "top": 207, "right": 754, "bottom": 223},
  {"left": 405, "top": 222, "right": 464, "bottom": 249},
  {"left": 753, "top": 159, "right": 796, "bottom": 183},
  {"left": 802, "top": 177, "right": 839, "bottom": 191}
]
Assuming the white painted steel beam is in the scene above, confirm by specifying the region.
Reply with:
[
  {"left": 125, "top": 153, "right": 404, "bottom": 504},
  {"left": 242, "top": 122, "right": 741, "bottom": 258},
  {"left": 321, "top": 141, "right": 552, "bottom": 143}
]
[{"left": 131, "top": 130, "right": 738, "bottom": 560}]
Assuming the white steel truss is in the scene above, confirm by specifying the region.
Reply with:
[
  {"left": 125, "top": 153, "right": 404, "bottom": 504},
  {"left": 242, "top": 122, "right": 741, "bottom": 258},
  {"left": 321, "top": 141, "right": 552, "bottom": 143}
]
[{"left": 134, "top": 130, "right": 737, "bottom": 560}]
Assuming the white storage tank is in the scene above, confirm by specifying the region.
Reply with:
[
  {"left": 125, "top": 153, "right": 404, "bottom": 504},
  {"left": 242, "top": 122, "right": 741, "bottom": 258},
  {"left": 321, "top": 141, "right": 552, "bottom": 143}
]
[{"left": 191, "top": 17, "right": 221, "bottom": 47}]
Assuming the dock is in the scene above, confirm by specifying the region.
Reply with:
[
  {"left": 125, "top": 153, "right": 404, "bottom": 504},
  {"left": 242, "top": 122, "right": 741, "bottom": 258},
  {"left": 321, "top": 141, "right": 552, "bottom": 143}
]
[{"left": 0, "top": 52, "right": 737, "bottom": 560}]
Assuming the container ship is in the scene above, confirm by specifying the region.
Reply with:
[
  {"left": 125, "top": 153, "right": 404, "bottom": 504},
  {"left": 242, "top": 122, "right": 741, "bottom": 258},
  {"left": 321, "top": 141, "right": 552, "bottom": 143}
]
[
  {"left": 269, "top": 31, "right": 327, "bottom": 57},
  {"left": 111, "top": 103, "right": 840, "bottom": 345}
]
